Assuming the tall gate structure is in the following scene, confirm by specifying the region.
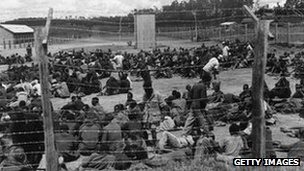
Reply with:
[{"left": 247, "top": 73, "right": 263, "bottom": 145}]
[{"left": 134, "top": 13, "right": 156, "bottom": 50}]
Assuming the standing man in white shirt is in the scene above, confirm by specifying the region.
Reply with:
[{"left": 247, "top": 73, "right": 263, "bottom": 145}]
[
  {"left": 202, "top": 52, "right": 220, "bottom": 88},
  {"left": 222, "top": 42, "right": 230, "bottom": 61},
  {"left": 112, "top": 52, "right": 124, "bottom": 70}
]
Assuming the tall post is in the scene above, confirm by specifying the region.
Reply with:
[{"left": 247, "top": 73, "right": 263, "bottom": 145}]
[
  {"left": 35, "top": 8, "right": 58, "bottom": 171},
  {"left": 287, "top": 22, "right": 290, "bottom": 45},
  {"left": 251, "top": 20, "right": 270, "bottom": 158},
  {"left": 275, "top": 23, "right": 278, "bottom": 44},
  {"left": 243, "top": 5, "right": 273, "bottom": 158},
  {"left": 245, "top": 24, "right": 248, "bottom": 42},
  {"left": 133, "top": 13, "right": 137, "bottom": 48}
]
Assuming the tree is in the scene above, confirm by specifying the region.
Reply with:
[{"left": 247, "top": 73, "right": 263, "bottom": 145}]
[
  {"left": 221, "top": 0, "right": 254, "bottom": 8},
  {"left": 285, "top": 0, "right": 301, "bottom": 8}
]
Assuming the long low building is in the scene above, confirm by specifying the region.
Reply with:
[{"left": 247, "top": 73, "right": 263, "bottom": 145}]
[{"left": 0, "top": 24, "right": 34, "bottom": 45}]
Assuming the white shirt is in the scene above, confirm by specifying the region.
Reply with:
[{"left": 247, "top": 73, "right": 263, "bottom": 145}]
[
  {"left": 2, "top": 84, "right": 8, "bottom": 90},
  {"left": 247, "top": 44, "right": 253, "bottom": 51},
  {"left": 33, "top": 83, "right": 42, "bottom": 96},
  {"left": 203, "top": 57, "right": 219, "bottom": 72},
  {"left": 222, "top": 46, "right": 230, "bottom": 57},
  {"left": 243, "top": 122, "right": 252, "bottom": 135},
  {"left": 178, "top": 135, "right": 194, "bottom": 147},
  {"left": 127, "top": 76, "right": 132, "bottom": 89},
  {"left": 14, "top": 82, "right": 33, "bottom": 95},
  {"left": 113, "top": 55, "right": 124, "bottom": 68}
]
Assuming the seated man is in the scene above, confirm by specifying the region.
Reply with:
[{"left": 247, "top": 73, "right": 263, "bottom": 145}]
[
  {"left": 9, "top": 87, "right": 29, "bottom": 108},
  {"left": 103, "top": 76, "right": 120, "bottom": 96},
  {"left": 119, "top": 72, "right": 131, "bottom": 94},
  {"left": 239, "top": 84, "right": 251, "bottom": 101},
  {"left": 124, "top": 134, "right": 148, "bottom": 161},
  {"left": 0, "top": 146, "right": 32, "bottom": 170},
  {"left": 279, "top": 128, "right": 304, "bottom": 161},
  {"left": 78, "top": 117, "right": 102, "bottom": 156},
  {"left": 101, "top": 116, "right": 124, "bottom": 155},
  {"left": 292, "top": 84, "right": 304, "bottom": 99},
  {"left": 195, "top": 133, "right": 220, "bottom": 160},
  {"left": 51, "top": 79, "right": 70, "bottom": 98},
  {"left": 158, "top": 131, "right": 194, "bottom": 151},
  {"left": 269, "top": 75, "right": 291, "bottom": 99},
  {"left": 171, "top": 91, "right": 187, "bottom": 127},
  {"left": 208, "top": 81, "right": 223, "bottom": 103},
  {"left": 125, "top": 92, "right": 136, "bottom": 109},
  {"left": 216, "top": 123, "right": 244, "bottom": 163},
  {"left": 122, "top": 102, "right": 144, "bottom": 139},
  {"left": 90, "top": 97, "right": 106, "bottom": 122},
  {"left": 55, "top": 124, "right": 79, "bottom": 162}
]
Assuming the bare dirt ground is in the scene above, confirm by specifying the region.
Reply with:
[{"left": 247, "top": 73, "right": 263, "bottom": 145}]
[
  {"left": 2, "top": 36, "right": 304, "bottom": 158},
  {"left": 49, "top": 67, "right": 303, "bottom": 158}
]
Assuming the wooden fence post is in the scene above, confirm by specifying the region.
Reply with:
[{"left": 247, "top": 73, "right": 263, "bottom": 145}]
[
  {"left": 275, "top": 23, "right": 278, "bottom": 44},
  {"left": 245, "top": 24, "right": 248, "bottom": 42},
  {"left": 287, "top": 22, "right": 290, "bottom": 45},
  {"left": 243, "top": 5, "right": 273, "bottom": 159},
  {"left": 251, "top": 20, "right": 270, "bottom": 158},
  {"left": 35, "top": 8, "right": 58, "bottom": 171}
]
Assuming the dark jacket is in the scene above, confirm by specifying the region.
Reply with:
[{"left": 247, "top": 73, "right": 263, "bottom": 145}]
[{"left": 190, "top": 82, "right": 207, "bottom": 109}]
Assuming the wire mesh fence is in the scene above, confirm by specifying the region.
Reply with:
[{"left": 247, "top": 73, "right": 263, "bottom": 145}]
[{"left": 2, "top": 8, "right": 304, "bottom": 170}]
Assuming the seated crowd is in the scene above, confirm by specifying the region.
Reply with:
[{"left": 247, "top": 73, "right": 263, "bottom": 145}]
[{"left": 1, "top": 42, "right": 303, "bottom": 170}]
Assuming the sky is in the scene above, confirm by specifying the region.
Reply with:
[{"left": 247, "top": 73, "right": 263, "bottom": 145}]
[{"left": 0, "top": 0, "right": 286, "bottom": 22}]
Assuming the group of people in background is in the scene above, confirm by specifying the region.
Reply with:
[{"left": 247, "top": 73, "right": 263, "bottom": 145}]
[{"left": 1, "top": 39, "right": 304, "bottom": 170}]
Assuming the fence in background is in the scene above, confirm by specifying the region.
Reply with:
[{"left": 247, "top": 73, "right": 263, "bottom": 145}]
[
  {"left": 1, "top": 22, "right": 304, "bottom": 51},
  {"left": 157, "top": 24, "right": 256, "bottom": 42}
]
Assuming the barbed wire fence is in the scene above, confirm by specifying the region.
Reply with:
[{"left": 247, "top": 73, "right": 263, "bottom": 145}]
[{"left": 0, "top": 7, "right": 304, "bottom": 171}]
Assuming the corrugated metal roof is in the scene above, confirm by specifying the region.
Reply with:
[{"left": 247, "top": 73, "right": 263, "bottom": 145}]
[{"left": 0, "top": 24, "right": 34, "bottom": 33}]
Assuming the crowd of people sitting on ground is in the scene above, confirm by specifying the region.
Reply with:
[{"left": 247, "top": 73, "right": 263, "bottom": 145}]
[
  {"left": 0, "top": 44, "right": 33, "bottom": 65},
  {"left": 0, "top": 39, "right": 254, "bottom": 99},
  {"left": 1, "top": 41, "right": 304, "bottom": 170}
]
